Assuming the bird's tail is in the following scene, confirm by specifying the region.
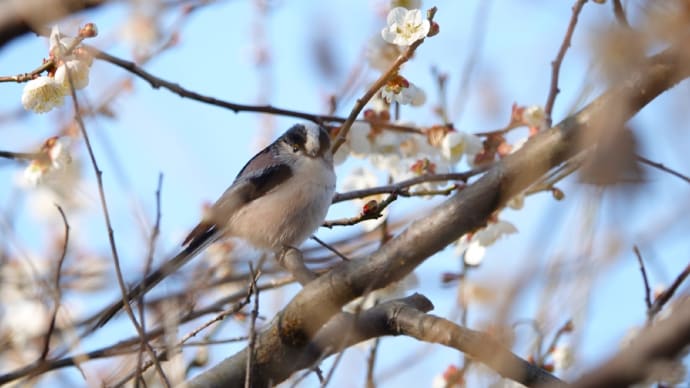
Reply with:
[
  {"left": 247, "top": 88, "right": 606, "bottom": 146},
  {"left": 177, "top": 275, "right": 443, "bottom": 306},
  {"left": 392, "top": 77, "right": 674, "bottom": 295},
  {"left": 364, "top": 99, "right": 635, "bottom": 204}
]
[{"left": 88, "top": 227, "right": 218, "bottom": 331}]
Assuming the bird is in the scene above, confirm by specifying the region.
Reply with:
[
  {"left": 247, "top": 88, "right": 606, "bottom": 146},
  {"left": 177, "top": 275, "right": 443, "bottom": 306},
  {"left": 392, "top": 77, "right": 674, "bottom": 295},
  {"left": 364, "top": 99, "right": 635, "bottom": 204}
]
[{"left": 91, "top": 123, "right": 336, "bottom": 328}]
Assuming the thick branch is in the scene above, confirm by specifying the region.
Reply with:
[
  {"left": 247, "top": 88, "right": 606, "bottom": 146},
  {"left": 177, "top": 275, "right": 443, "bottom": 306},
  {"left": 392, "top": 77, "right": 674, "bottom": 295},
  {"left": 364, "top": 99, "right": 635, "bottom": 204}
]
[
  {"left": 572, "top": 296, "right": 690, "bottom": 388},
  {"left": 186, "top": 35, "right": 690, "bottom": 388},
  {"left": 189, "top": 294, "right": 564, "bottom": 388}
]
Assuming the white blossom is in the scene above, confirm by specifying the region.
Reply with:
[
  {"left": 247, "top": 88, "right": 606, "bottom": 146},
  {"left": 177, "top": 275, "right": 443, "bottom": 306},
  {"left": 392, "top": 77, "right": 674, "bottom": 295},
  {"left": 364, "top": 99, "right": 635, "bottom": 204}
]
[
  {"left": 552, "top": 345, "right": 574, "bottom": 371},
  {"left": 55, "top": 59, "right": 90, "bottom": 90},
  {"left": 368, "top": 94, "right": 390, "bottom": 115},
  {"left": 372, "top": 130, "right": 404, "bottom": 154},
  {"left": 381, "top": 80, "right": 426, "bottom": 106},
  {"left": 21, "top": 137, "right": 72, "bottom": 186},
  {"left": 523, "top": 105, "right": 546, "bottom": 128},
  {"left": 341, "top": 167, "right": 389, "bottom": 231},
  {"left": 49, "top": 25, "right": 76, "bottom": 57},
  {"left": 440, "top": 131, "right": 483, "bottom": 164},
  {"left": 21, "top": 76, "right": 67, "bottom": 113},
  {"left": 380, "top": 84, "right": 405, "bottom": 104},
  {"left": 370, "top": 153, "right": 415, "bottom": 182},
  {"left": 456, "top": 220, "right": 518, "bottom": 266},
  {"left": 381, "top": 7, "right": 430, "bottom": 47}
]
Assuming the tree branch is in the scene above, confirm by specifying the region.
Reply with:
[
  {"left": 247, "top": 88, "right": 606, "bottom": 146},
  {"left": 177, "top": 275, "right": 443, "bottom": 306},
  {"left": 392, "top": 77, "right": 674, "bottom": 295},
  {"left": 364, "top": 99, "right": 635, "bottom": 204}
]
[
  {"left": 185, "top": 30, "right": 690, "bottom": 388},
  {"left": 572, "top": 296, "right": 690, "bottom": 388}
]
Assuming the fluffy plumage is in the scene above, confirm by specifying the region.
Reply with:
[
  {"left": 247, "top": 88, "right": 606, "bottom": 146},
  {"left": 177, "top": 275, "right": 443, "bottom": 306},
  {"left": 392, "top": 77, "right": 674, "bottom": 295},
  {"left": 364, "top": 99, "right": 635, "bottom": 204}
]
[{"left": 91, "top": 123, "right": 335, "bottom": 328}]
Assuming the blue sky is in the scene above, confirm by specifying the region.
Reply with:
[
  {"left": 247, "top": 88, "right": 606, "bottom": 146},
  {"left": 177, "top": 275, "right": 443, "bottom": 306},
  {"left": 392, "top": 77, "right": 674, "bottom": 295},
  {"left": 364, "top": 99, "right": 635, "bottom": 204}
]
[{"left": 1, "top": 0, "right": 689, "bottom": 386}]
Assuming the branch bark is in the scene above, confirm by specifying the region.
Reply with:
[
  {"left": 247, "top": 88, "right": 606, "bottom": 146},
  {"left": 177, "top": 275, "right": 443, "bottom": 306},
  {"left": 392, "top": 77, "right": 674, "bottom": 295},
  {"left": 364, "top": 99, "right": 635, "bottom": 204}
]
[
  {"left": 189, "top": 294, "right": 564, "bottom": 388},
  {"left": 571, "top": 296, "right": 690, "bottom": 388},
  {"left": 186, "top": 34, "right": 690, "bottom": 388}
]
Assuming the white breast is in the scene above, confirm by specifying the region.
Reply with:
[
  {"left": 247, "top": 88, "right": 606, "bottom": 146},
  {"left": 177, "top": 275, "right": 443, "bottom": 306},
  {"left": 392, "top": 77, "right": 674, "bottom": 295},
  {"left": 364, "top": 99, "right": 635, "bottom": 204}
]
[{"left": 226, "top": 156, "right": 335, "bottom": 251}]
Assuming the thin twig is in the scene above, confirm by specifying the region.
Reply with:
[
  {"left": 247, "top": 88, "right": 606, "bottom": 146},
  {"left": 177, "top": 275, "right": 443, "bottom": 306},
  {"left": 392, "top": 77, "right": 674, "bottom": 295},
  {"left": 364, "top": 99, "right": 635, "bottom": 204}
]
[
  {"left": 290, "top": 354, "right": 328, "bottom": 388},
  {"left": 86, "top": 45, "right": 428, "bottom": 135},
  {"left": 324, "top": 193, "right": 398, "bottom": 228},
  {"left": 136, "top": 173, "right": 164, "bottom": 387},
  {"left": 0, "top": 150, "right": 41, "bottom": 161},
  {"left": 179, "top": 273, "right": 259, "bottom": 346},
  {"left": 38, "top": 205, "right": 70, "bottom": 361},
  {"left": 108, "top": 271, "right": 261, "bottom": 386},
  {"left": 648, "top": 261, "right": 690, "bottom": 319},
  {"left": 331, "top": 7, "right": 438, "bottom": 153},
  {"left": 0, "top": 276, "right": 286, "bottom": 385},
  {"left": 63, "top": 62, "right": 170, "bottom": 387},
  {"left": 320, "top": 344, "right": 347, "bottom": 388},
  {"left": 612, "top": 0, "right": 630, "bottom": 28},
  {"left": 88, "top": 46, "right": 341, "bottom": 125},
  {"left": 0, "top": 35, "right": 86, "bottom": 83},
  {"left": 633, "top": 245, "right": 653, "bottom": 312},
  {"left": 542, "top": 320, "right": 573, "bottom": 362},
  {"left": 636, "top": 154, "right": 690, "bottom": 184},
  {"left": 544, "top": 0, "right": 588, "bottom": 127},
  {"left": 310, "top": 235, "right": 350, "bottom": 261},
  {"left": 245, "top": 264, "right": 260, "bottom": 388},
  {"left": 332, "top": 170, "right": 485, "bottom": 204},
  {"left": 365, "top": 338, "right": 381, "bottom": 388}
]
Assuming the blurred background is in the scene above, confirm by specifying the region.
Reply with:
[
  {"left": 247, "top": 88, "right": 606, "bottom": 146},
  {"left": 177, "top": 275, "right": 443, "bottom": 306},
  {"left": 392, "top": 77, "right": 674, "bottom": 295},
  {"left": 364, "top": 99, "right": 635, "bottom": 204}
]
[{"left": 1, "top": 0, "right": 689, "bottom": 386}]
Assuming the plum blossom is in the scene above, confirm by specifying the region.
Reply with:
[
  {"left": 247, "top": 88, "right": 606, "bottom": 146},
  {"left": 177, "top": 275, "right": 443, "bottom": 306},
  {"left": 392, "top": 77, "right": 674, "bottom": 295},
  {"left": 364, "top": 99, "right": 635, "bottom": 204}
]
[
  {"left": 49, "top": 25, "right": 76, "bottom": 57},
  {"left": 341, "top": 167, "right": 388, "bottom": 231},
  {"left": 440, "top": 131, "right": 483, "bottom": 164},
  {"left": 381, "top": 76, "right": 426, "bottom": 106},
  {"left": 22, "top": 137, "right": 72, "bottom": 186},
  {"left": 55, "top": 59, "right": 90, "bottom": 90},
  {"left": 21, "top": 76, "right": 67, "bottom": 113},
  {"left": 456, "top": 220, "right": 518, "bottom": 266},
  {"left": 551, "top": 345, "right": 574, "bottom": 371},
  {"left": 431, "top": 365, "right": 462, "bottom": 388},
  {"left": 22, "top": 25, "right": 94, "bottom": 113},
  {"left": 522, "top": 105, "right": 546, "bottom": 129},
  {"left": 381, "top": 7, "right": 431, "bottom": 47}
]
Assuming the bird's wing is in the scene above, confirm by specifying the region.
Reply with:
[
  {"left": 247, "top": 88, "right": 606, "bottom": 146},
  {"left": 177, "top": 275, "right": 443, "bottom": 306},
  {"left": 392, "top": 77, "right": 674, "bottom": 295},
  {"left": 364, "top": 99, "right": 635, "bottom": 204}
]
[{"left": 182, "top": 163, "right": 293, "bottom": 246}]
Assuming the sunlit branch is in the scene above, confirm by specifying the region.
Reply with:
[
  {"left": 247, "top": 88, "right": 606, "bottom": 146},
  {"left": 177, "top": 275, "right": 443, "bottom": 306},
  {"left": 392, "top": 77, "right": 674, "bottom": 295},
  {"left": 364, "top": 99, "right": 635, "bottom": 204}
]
[
  {"left": 63, "top": 65, "right": 170, "bottom": 386},
  {"left": 331, "top": 7, "right": 438, "bottom": 153},
  {"left": 543, "top": 0, "right": 588, "bottom": 127}
]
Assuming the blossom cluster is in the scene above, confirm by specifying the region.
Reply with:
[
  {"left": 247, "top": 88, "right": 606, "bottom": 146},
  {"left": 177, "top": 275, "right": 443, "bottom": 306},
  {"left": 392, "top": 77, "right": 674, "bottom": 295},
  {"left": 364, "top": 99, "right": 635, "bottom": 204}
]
[
  {"left": 21, "top": 25, "right": 96, "bottom": 113},
  {"left": 366, "top": 5, "right": 433, "bottom": 106},
  {"left": 22, "top": 136, "right": 73, "bottom": 186}
]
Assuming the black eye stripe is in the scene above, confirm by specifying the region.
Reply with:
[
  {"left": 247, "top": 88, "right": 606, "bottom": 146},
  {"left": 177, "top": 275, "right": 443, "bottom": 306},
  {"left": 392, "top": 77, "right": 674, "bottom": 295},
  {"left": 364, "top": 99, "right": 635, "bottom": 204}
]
[{"left": 284, "top": 125, "right": 307, "bottom": 148}]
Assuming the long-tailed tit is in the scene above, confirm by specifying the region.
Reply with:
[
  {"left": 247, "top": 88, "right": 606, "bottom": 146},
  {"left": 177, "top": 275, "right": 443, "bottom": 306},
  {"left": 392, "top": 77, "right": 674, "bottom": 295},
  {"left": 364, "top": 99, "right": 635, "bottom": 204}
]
[{"left": 93, "top": 123, "right": 336, "bottom": 327}]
